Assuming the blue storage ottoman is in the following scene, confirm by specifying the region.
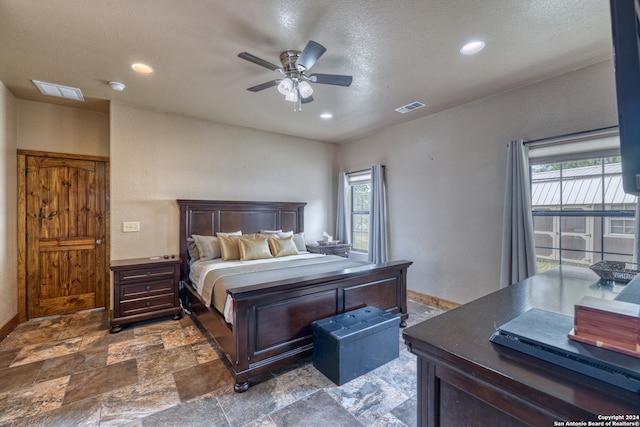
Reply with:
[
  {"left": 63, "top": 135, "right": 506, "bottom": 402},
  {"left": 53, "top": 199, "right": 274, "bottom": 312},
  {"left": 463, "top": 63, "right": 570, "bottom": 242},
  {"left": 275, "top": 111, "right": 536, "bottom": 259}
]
[{"left": 311, "top": 306, "right": 400, "bottom": 385}]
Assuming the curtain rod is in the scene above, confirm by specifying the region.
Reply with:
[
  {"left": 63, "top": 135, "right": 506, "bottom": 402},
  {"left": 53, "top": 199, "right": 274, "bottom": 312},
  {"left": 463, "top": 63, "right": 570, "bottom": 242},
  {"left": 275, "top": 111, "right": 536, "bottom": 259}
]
[{"left": 523, "top": 125, "right": 619, "bottom": 145}]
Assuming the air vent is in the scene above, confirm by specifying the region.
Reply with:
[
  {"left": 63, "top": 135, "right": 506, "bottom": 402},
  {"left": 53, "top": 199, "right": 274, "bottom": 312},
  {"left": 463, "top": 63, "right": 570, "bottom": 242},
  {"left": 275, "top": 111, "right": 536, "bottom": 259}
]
[
  {"left": 395, "top": 101, "right": 425, "bottom": 114},
  {"left": 32, "top": 80, "right": 84, "bottom": 101}
]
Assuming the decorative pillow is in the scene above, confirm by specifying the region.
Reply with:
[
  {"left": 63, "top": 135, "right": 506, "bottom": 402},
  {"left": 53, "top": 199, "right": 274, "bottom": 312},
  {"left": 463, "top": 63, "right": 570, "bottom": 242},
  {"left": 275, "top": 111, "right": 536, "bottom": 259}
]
[
  {"left": 268, "top": 236, "right": 299, "bottom": 257},
  {"left": 276, "top": 231, "right": 294, "bottom": 238},
  {"left": 192, "top": 235, "right": 221, "bottom": 260},
  {"left": 219, "top": 235, "right": 242, "bottom": 261},
  {"left": 260, "top": 229, "right": 282, "bottom": 234},
  {"left": 238, "top": 237, "right": 273, "bottom": 261},
  {"left": 243, "top": 233, "right": 270, "bottom": 240},
  {"left": 292, "top": 232, "right": 306, "bottom": 252},
  {"left": 187, "top": 237, "right": 200, "bottom": 261}
]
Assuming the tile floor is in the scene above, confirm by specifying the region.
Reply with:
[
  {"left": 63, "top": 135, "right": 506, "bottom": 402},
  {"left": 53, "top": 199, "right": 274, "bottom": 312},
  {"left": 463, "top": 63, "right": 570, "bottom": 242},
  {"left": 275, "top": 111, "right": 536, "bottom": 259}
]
[{"left": 0, "top": 301, "right": 443, "bottom": 427}]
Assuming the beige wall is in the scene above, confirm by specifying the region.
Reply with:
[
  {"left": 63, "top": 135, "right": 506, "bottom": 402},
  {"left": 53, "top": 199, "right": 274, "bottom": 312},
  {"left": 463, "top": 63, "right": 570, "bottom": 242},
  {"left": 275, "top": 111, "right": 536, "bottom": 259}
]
[
  {"left": 16, "top": 100, "right": 109, "bottom": 157},
  {"left": 3, "top": 59, "right": 620, "bottom": 320},
  {"left": 0, "top": 82, "right": 18, "bottom": 329},
  {"left": 109, "top": 102, "right": 338, "bottom": 260},
  {"left": 338, "top": 60, "right": 619, "bottom": 304}
]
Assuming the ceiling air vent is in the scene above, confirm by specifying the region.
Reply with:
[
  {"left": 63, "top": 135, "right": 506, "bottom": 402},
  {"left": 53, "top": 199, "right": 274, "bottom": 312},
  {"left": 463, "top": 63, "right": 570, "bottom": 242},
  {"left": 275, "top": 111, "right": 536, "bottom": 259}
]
[
  {"left": 32, "top": 80, "right": 84, "bottom": 101},
  {"left": 395, "top": 101, "right": 425, "bottom": 114}
]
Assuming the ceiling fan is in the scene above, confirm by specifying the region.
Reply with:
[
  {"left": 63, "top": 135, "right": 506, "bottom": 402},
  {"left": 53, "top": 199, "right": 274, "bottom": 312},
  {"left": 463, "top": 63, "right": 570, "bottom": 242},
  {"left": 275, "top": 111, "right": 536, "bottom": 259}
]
[{"left": 238, "top": 40, "right": 353, "bottom": 111}]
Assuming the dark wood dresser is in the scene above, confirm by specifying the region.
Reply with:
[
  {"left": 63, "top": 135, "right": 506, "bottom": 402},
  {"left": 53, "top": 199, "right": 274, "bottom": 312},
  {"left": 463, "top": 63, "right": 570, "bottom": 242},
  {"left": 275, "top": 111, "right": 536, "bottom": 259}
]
[
  {"left": 403, "top": 266, "right": 640, "bottom": 426},
  {"left": 110, "top": 256, "right": 182, "bottom": 332},
  {"left": 306, "top": 243, "right": 351, "bottom": 258}
]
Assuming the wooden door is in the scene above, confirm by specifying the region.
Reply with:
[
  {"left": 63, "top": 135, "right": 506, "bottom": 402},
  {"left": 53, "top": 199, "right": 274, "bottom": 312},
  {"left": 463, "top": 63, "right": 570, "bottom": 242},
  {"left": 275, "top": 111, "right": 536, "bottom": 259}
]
[{"left": 25, "top": 154, "right": 108, "bottom": 319}]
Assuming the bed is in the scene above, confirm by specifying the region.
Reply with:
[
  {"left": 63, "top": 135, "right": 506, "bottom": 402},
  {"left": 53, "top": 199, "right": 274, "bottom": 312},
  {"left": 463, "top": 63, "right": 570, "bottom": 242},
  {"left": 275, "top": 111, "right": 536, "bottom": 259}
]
[{"left": 177, "top": 199, "right": 412, "bottom": 392}]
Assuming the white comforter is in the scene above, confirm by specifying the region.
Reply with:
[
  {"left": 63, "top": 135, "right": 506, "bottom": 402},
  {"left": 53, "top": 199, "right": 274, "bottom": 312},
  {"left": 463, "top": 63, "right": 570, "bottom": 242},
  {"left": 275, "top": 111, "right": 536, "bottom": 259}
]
[{"left": 189, "top": 253, "right": 364, "bottom": 324}]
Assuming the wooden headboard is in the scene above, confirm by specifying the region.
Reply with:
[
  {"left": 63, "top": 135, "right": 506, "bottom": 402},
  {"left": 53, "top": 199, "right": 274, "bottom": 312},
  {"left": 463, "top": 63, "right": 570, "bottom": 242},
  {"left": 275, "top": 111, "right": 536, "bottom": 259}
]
[{"left": 177, "top": 200, "right": 306, "bottom": 280}]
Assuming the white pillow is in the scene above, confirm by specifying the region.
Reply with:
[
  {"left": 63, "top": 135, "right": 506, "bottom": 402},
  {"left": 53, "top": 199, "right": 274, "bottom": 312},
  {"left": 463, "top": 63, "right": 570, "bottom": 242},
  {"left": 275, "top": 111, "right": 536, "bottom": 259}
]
[
  {"left": 217, "top": 230, "right": 242, "bottom": 237},
  {"left": 276, "top": 231, "right": 294, "bottom": 238},
  {"left": 292, "top": 232, "right": 306, "bottom": 252}
]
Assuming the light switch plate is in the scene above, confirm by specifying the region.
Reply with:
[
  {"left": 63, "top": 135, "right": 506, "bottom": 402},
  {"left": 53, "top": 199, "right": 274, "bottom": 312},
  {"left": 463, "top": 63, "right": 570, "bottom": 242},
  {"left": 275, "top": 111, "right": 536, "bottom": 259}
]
[{"left": 123, "top": 221, "right": 140, "bottom": 232}]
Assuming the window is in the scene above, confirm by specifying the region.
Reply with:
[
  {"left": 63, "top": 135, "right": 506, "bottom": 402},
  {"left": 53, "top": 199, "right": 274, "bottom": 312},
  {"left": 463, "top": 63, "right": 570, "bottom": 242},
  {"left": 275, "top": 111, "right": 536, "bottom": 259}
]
[
  {"left": 530, "top": 152, "right": 637, "bottom": 273},
  {"left": 347, "top": 171, "right": 371, "bottom": 252},
  {"left": 608, "top": 204, "right": 637, "bottom": 236}
]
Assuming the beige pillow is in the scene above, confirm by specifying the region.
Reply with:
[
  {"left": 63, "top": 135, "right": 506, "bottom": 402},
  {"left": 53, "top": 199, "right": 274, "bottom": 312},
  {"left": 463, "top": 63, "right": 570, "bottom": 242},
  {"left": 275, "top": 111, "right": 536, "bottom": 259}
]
[
  {"left": 238, "top": 237, "right": 273, "bottom": 261},
  {"left": 268, "top": 236, "right": 299, "bottom": 257},
  {"left": 192, "top": 235, "right": 221, "bottom": 260},
  {"left": 219, "top": 235, "right": 241, "bottom": 261},
  {"left": 243, "top": 233, "right": 270, "bottom": 240}
]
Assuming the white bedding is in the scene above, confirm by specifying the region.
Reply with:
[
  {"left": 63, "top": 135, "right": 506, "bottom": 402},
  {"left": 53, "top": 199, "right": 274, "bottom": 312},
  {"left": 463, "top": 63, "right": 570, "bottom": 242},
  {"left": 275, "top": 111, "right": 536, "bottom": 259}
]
[
  {"left": 189, "top": 252, "right": 321, "bottom": 289},
  {"left": 190, "top": 252, "right": 327, "bottom": 323},
  {"left": 188, "top": 253, "right": 367, "bottom": 325}
]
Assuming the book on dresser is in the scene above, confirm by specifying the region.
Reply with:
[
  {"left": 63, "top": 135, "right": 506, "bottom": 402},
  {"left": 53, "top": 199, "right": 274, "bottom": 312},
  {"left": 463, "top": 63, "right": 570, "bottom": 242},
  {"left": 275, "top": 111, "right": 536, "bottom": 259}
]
[{"left": 110, "top": 256, "right": 182, "bottom": 333}]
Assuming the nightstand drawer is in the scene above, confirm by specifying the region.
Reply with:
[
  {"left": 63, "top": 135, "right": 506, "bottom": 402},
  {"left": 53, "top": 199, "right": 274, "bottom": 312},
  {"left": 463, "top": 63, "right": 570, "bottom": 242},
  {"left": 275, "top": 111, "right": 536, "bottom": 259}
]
[
  {"left": 121, "top": 294, "right": 175, "bottom": 316},
  {"left": 118, "top": 266, "right": 175, "bottom": 283},
  {"left": 120, "top": 278, "right": 174, "bottom": 300}
]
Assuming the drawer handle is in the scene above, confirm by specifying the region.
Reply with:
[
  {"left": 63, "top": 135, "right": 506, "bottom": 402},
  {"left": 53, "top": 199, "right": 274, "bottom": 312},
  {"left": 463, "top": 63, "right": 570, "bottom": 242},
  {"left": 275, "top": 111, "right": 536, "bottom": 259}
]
[
  {"left": 146, "top": 286, "right": 151, "bottom": 291},
  {"left": 146, "top": 302, "right": 151, "bottom": 307},
  {"left": 146, "top": 271, "right": 151, "bottom": 276}
]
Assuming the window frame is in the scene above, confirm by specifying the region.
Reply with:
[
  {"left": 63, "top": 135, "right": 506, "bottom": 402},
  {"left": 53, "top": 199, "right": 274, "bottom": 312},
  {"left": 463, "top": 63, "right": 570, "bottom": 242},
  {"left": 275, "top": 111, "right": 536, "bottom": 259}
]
[
  {"left": 346, "top": 171, "right": 371, "bottom": 253},
  {"left": 528, "top": 129, "right": 636, "bottom": 270}
]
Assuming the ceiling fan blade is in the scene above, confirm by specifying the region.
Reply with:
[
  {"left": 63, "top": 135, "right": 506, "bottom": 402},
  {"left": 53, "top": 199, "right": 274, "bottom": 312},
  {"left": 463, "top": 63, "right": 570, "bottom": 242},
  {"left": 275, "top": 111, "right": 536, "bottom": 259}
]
[
  {"left": 247, "top": 80, "right": 280, "bottom": 92},
  {"left": 296, "top": 40, "right": 326, "bottom": 71},
  {"left": 309, "top": 73, "right": 353, "bottom": 87},
  {"left": 238, "top": 52, "right": 281, "bottom": 71},
  {"left": 301, "top": 95, "right": 314, "bottom": 104}
]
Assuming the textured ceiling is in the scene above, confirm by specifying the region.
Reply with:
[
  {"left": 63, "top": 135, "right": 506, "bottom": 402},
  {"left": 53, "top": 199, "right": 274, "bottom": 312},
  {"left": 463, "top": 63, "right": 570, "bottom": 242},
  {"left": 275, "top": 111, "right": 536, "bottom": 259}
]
[{"left": 0, "top": 0, "right": 614, "bottom": 143}]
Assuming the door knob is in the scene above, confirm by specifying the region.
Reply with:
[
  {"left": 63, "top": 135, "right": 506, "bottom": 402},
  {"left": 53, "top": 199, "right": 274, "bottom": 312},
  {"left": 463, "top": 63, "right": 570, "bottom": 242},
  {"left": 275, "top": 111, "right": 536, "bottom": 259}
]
[{"left": 96, "top": 239, "right": 103, "bottom": 245}]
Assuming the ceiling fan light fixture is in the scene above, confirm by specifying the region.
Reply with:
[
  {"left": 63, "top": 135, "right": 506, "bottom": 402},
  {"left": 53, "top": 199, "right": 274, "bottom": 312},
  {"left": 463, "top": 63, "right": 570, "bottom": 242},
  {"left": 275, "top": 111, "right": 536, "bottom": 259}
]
[
  {"left": 285, "top": 89, "right": 298, "bottom": 102},
  {"left": 277, "top": 78, "right": 293, "bottom": 95},
  {"left": 298, "top": 81, "right": 313, "bottom": 98}
]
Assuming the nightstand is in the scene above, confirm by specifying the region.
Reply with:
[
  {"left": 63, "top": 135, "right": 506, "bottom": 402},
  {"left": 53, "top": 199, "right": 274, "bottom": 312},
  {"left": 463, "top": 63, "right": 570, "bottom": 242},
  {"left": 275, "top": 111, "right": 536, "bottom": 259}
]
[
  {"left": 306, "top": 243, "right": 352, "bottom": 258},
  {"left": 110, "top": 256, "right": 182, "bottom": 333}
]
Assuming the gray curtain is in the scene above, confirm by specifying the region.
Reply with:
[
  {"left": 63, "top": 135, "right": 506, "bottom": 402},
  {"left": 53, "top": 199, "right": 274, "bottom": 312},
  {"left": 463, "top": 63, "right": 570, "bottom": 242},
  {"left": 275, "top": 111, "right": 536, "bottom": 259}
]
[
  {"left": 500, "top": 140, "right": 537, "bottom": 288},
  {"left": 634, "top": 198, "right": 640, "bottom": 264},
  {"left": 368, "top": 164, "right": 388, "bottom": 263},
  {"left": 335, "top": 172, "right": 349, "bottom": 244}
]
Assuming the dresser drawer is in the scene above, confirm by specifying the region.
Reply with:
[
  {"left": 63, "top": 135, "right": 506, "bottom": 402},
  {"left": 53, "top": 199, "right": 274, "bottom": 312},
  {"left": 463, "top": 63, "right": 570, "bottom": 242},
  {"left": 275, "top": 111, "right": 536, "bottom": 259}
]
[
  {"left": 120, "top": 278, "right": 174, "bottom": 300},
  {"left": 118, "top": 266, "right": 175, "bottom": 283},
  {"left": 120, "top": 294, "right": 176, "bottom": 316}
]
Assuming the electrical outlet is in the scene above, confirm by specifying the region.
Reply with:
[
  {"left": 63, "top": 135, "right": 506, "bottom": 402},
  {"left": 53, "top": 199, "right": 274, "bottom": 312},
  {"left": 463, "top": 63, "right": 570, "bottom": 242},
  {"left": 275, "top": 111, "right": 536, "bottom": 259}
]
[{"left": 123, "top": 221, "right": 140, "bottom": 232}]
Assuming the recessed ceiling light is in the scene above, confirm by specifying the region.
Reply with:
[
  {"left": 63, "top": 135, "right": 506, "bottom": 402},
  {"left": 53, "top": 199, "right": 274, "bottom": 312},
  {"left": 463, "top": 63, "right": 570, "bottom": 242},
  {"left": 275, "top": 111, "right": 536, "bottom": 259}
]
[
  {"left": 131, "top": 63, "right": 154, "bottom": 74},
  {"left": 460, "top": 40, "right": 486, "bottom": 55},
  {"left": 320, "top": 113, "right": 333, "bottom": 119}
]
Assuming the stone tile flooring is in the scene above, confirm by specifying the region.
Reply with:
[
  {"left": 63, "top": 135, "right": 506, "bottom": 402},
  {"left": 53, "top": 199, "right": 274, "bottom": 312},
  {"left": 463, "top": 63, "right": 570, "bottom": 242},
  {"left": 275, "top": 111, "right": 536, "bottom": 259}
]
[{"left": 0, "top": 301, "right": 443, "bottom": 426}]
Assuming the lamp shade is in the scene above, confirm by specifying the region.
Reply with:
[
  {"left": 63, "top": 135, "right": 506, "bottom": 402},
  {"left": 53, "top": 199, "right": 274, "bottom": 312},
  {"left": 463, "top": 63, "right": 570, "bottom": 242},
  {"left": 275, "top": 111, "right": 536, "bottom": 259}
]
[
  {"left": 277, "top": 78, "right": 293, "bottom": 95},
  {"left": 285, "top": 89, "right": 299, "bottom": 102},
  {"left": 298, "top": 81, "right": 313, "bottom": 98}
]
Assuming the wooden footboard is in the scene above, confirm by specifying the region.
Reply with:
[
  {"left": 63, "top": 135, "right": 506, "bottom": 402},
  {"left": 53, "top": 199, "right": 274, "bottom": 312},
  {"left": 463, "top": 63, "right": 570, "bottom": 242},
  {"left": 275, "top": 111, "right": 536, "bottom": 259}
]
[{"left": 180, "top": 260, "right": 412, "bottom": 392}]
